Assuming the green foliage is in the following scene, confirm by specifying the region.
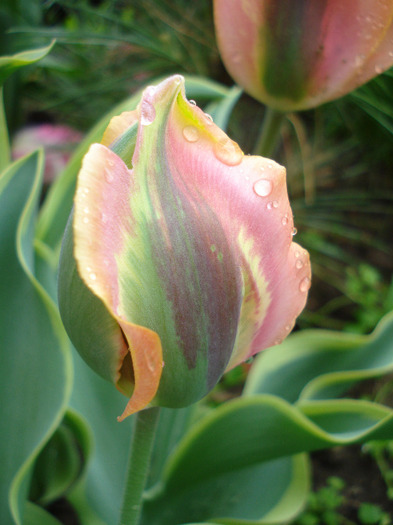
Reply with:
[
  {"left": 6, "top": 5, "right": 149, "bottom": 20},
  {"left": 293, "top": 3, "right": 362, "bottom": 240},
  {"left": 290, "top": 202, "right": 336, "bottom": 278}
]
[
  {"left": 1, "top": 9, "right": 393, "bottom": 524},
  {"left": 358, "top": 503, "right": 390, "bottom": 525},
  {"left": 294, "top": 477, "right": 345, "bottom": 525}
]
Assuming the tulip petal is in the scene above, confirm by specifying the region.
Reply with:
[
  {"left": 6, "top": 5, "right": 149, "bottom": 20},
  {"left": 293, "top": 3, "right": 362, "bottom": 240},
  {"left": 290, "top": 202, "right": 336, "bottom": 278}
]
[
  {"left": 73, "top": 144, "right": 163, "bottom": 418},
  {"left": 214, "top": 0, "right": 393, "bottom": 110},
  {"left": 162, "top": 80, "right": 311, "bottom": 367}
]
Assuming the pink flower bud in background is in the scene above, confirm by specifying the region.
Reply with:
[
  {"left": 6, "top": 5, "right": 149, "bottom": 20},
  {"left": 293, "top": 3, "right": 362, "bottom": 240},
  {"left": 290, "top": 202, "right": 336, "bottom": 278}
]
[
  {"left": 12, "top": 124, "right": 83, "bottom": 183},
  {"left": 214, "top": 0, "right": 393, "bottom": 111}
]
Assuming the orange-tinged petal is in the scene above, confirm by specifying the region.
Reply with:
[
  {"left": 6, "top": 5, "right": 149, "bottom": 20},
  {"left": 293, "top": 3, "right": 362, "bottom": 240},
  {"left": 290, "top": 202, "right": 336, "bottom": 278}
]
[{"left": 73, "top": 143, "right": 163, "bottom": 418}]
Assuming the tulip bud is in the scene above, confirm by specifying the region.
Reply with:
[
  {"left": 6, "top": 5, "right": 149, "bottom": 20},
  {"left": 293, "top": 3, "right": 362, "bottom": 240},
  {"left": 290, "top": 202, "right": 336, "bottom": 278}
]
[
  {"left": 58, "top": 75, "right": 311, "bottom": 421},
  {"left": 214, "top": 0, "right": 393, "bottom": 111},
  {"left": 12, "top": 124, "right": 83, "bottom": 183}
]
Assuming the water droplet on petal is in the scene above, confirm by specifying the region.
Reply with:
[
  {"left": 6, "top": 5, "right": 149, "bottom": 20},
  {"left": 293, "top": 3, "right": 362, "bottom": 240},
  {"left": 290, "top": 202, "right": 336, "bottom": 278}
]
[
  {"left": 107, "top": 159, "right": 114, "bottom": 167},
  {"left": 189, "top": 99, "right": 197, "bottom": 106},
  {"left": 292, "top": 227, "right": 298, "bottom": 236},
  {"left": 183, "top": 125, "right": 199, "bottom": 143},
  {"left": 83, "top": 217, "right": 89, "bottom": 224},
  {"left": 204, "top": 113, "right": 213, "bottom": 123},
  {"left": 89, "top": 272, "right": 97, "bottom": 281},
  {"left": 146, "top": 354, "right": 156, "bottom": 372},
  {"left": 105, "top": 170, "right": 114, "bottom": 183},
  {"left": 83, "top": 206, "right": 89, "bottom": 214},
  {"left": 375, "top": 65, "right": 383, "bottom": 74},
  {"left": 295, "top": 250, "right": 300, "bottom": 258},
  {"left": 389, "top": 51, "right": 393, "bottom": 58},
  {"left": 296, "top": 259, "right": 304, "bottom": 269},
  {"left": 272, "top": 200, "right": 279, "bottom": 208},
  {"left": 266, "top": 201, "right": 273, "bottom": 210},
  {"left": 253, "top": 178, "right": 273, "bottom": 197},
  {"left": 213, "top": 138, "right": 243, "bottom": 166},
  {"left": 140, "top": 97, "right": 156, "bottom": 126},
  {"left": 299, "top": 277, "right": 311, "bottom": 293},
  {"left": 281, "top": 215, "right": 288, "bottom": 226}
]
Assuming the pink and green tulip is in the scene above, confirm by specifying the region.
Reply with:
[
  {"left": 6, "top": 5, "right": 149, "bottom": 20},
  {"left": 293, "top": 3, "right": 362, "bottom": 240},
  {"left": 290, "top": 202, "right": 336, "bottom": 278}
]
[
  {"left": 214, "top": 0, "right": 393, "bottom": 111},
  {"left": 58, "top": 76, "right": 311, "bottom": 421}
]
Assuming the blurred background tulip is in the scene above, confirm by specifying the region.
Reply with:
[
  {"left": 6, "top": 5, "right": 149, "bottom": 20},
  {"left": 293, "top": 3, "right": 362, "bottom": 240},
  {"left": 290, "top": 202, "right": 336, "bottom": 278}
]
[
  {"left": 214, "top": 0, "right": 393, "bottom": 111},
  {"left": 58, "top": 76, "right": 311, "bottom": 421},
  {"left": 12, "top": 124, "right": 83, "bottom": 183}
]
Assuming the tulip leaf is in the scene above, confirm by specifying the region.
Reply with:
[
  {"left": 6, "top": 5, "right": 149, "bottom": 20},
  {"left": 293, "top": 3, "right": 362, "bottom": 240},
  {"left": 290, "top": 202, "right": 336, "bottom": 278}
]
[
  {"left": 23, "top": 502, "right": 63, "bottom": 525},
  {"left": 0, "top": 41, "right": 55, "bottom": 86},
  {"left": 0, "top": 152, "right": 72, "bottom": 524},
  {"left": 244, "top": 311, "right": 393, "bottom": 403},
  {"left": 0, "top": 88, "right": 10, "bottom": 171},
  {"left": 143, "top": 453, "right": 309, "bottom": 525},
  {"left": 142, "top": 393, "right": 393, "bottom": 525},
  {"left": 36, "top": 76, "right": 233, "bottom": 251},
  {"left": 204, "top": 85, "right": 243, "bottom": 131},
  {"left": 29, "top": 410, "right": 91, "bottom": 506}
]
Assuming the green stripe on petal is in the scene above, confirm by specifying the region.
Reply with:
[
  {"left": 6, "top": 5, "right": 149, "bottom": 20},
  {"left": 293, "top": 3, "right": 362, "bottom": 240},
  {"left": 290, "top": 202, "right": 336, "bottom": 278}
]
[{"left": 116, "top": 77, "right": 244, "bottom": 406}]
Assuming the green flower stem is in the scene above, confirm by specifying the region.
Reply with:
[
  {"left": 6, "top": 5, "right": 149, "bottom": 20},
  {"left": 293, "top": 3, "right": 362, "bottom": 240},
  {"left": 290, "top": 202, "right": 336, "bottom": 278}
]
[
  {"left": 119, "top": 407, "right": 161, "bottom": 525},
  {"left": 254, "top": 106, "right": 286, "bottom": 158}
]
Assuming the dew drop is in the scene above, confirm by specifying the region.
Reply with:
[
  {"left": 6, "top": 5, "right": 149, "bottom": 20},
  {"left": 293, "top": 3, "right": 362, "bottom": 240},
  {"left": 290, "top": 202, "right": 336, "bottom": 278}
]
[
  {"left": 213, "top": 138, "right": 243, "bottom": 166},
  {"left": 295, "top": 250, "right": 300, "bottom": 258},
  {"left": 253, "top": 178, "right": 273, "bottom": 197},
  {"left": 83, "top": 217, "right": 89, "bottom": 224},
  {"left": 140, "top": 98, "right": 156, "bottom": 126},
  {"left": 107, "top": 159, "right": 115, "bottom": 168},
  {"left": 146, "top": 354, "right": 156, "bottom": 372},
  {"left": 292, "top": 227, "right": 298, "bottom": 236},
  {"left": 183, "top": 125, "right": 199, "bottom": 143},
  {"left": 299, "top": 277, "right": 311, "bottom": 293},
  {"left": 204, "top": 113, "right": 213, "bottom": 123},
  {"left": 281, "top": 215, "right": 288, "bottom": 226},
  {"left": 266, "top": 201, "right": 273, "bottom": 210},
  {"left": 105, "top": 170, "right": 114, "bottom": 183},
  {"left": 83, "top": 206, "right": 89, "bottom": 214},
  {"left": 389, "top": 51, "right": 393, "bottom": 58},
  {"left": 189, "top": 99, "right": 197, "bottom": 106},
  {"left": 375, "top": 65, "right": 383, "bottom": 74},
  {"left": 267, "top": 162, "right": 273, "bottom": 169},
  {"left": 89, "top": 272, "right": 97, "bottom": 281},
  {"left": 296, "top": 259, "right": 304, "bottom": 269},
  {"left": 272, "top": 200, "right": 279, "bottom": 208}
]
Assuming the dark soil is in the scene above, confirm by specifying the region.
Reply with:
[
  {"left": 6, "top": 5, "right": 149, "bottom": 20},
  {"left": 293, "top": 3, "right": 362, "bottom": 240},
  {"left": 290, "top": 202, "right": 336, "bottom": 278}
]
[{"left": 312, "top": 445, "right": 393, "bottom": 524}]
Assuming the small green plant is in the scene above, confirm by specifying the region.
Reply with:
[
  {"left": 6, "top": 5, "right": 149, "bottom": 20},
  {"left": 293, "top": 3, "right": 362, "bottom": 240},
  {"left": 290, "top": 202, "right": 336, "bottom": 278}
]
[
  {"left": 294, "top": 476, "right": 345, "bottom": 525},
  {"left": 358, "top": 503, "right": 391, "bottom": 525},
  {"left": 293, "top": 476, "right": 391, "bottom": 525}
]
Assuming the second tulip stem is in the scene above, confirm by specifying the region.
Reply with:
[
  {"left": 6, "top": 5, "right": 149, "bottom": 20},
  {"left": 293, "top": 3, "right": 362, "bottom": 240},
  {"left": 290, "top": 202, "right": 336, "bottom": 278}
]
[
  {"left": 119, "top": 407, "right": 160, "bottom": 525},
  {"left": 254, "top": 106, "right": 286, "bottom": 159}
]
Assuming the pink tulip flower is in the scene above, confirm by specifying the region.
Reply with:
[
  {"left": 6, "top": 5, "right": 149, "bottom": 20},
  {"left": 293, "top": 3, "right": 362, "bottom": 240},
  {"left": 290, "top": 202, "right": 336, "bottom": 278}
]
[
  {"left": 58, "top": 76, "right": 311, "bottom": 421},
  {"left": 214, "top": 0, "right": 393, "bottom": 111},
  {"left": 12, "top": 124, "right": 83, "bottom": 183}
]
